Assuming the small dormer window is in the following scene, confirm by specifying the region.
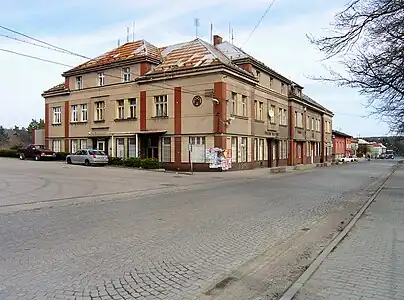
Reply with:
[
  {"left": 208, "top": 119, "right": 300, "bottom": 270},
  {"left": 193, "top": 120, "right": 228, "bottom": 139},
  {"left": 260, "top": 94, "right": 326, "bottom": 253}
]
[
  {"left": 122, "top": 67, "right": 131, "bottom": 82},
  {"left": 256, "top": 70, "right": 260, "bottom": 80},
  {"left": 98, "top": 72, "right": 105, "bottom": 87}
]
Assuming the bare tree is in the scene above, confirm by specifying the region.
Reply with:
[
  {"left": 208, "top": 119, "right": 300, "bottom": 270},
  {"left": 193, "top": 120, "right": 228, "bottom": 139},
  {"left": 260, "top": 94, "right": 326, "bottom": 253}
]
[{"left": 307, "top": 0, "right": 404, "bottom": 134}]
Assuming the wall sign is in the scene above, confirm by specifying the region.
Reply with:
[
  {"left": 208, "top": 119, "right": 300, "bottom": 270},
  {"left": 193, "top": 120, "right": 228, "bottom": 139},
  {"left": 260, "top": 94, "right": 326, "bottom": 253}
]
[{"left": 192, "top": 95, "right": 203, "bottom": 107}]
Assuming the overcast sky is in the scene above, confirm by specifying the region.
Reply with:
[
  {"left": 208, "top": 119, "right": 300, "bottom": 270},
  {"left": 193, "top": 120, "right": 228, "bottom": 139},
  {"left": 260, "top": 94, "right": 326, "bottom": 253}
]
[{"left": 0, "top": 0, "right": 390, "bottom": 137}]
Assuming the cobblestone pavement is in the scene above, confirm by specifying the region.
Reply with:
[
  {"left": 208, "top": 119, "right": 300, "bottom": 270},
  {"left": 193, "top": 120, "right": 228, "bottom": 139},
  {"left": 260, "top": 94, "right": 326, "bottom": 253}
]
[
  {"left": 0, "top": 158, "right": 397, "bottom": 299},
  {"left": 295, "top": 163, "right": 404, "bottom": 300}
]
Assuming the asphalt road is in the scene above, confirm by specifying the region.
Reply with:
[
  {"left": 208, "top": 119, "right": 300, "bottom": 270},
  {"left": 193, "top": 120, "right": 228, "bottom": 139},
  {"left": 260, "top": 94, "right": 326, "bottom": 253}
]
[{"left": 0, "top": 158, "right": 398, "bottom": 300}]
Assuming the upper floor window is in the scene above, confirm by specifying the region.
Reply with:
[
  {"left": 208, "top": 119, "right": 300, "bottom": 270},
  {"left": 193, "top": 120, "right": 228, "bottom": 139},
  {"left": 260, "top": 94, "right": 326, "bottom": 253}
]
[
  {"left": 95, "top": 101, "right": 105, "bottom": 121},
  {"left": 311, "top": 117, "right": 315, "bottom": 130},
  {"left": 278, "top": 108, "right": 282, "bottom": 125},
  {"left": 71, "top": 105, "right": 78, "bottom": 122},
  {"left": 256, "top": 70, "right": 260, "bottom": 81},
  {"left": 269, "top": 105, "right": 276, "bottom": 124},
  {"left": 282, "top": 109, "right": 287, "bottom": 125},
  {"left": 155, "top": 95, "right": 167, "bottom": 117},
  {"left": 281, "top": 83, "right": 285, "bottom": 95},
  {"left": 81, "top": 104, "right": 88, "bottom": 122},
  {"left": 122, "top": 67, "right": 131, "bottom": 82},
  {"left": 258, "top": 102, "right": 263, "bottom": 121},
  {"left": 306, "top": 116, "right": 310, "bottom": 130},
  {"left": 97, "top": 72, "right": 105, "bottom": 87},
  {"left": 129, "top": 98, "right": 136, "bottom": 118},
  {"left": 241, "top": 95, "right": 247, "bottom": 117},
  {"left": 231, "top": 92, "right": 237, "bottom": 115},
  {"left": 269, "top": 77, "right": 273, "bottom": 89},
  {"left": 52, "top": 106, "right": 61, "bottom": 124},
  {"left": 75, "top": 76, "right": 83, "bottom": 90},
  {"left": 116, "top": 100, "right": 124, "bottom": 119}
]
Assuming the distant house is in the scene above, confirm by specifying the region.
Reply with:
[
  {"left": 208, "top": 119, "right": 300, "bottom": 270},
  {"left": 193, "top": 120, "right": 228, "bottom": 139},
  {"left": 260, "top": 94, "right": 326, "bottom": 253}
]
[
  {"left": 371, "top": 142, "right": 387, "bottom": 158},
  {"left": 332, "top": 130, "right": 353, "bottom": 159},
  {"left": 351, "top": 138, "right": 359, "bottom": 156}
]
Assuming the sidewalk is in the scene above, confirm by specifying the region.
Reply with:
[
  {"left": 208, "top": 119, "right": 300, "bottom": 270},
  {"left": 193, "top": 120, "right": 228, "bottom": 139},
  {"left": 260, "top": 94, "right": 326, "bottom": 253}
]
[{"left": 295, "top": 165, "right": 404, "bottom": 300}]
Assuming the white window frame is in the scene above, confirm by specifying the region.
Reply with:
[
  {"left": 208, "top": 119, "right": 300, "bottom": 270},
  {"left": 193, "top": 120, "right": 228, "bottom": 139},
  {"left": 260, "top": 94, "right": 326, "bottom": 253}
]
[
  {"left": 282, "top": 109, "right": 287, "bottom": 125},
  {"left": 80, "top": 139, "right": 87, "bottom": 149},
  {"left": 128, "top": 137, "right": 137, "bottom": 158},
  {"left": 231, "top": 137, "right": 238, "bottom": 163},
  {"left": 161, "top": 137, "right": 171, "bottom": 162},
  {"left": 95, "top": 101, "right": 105, "bottom": 121},
  {"left": 70, "top": 139, "right": 78, "bottom": 153},
  {"left": 254, "top": 138, "right": 258, "bottom": 161},
  {"left": 116, "top": 138, "right": 125, "bottom": 158},
  {"left": 122, "top": 67, "right": 131, "bottom": 82},
  {"left": 116, "top": 100, "right": 124, "bottom": 119},
  {"left": 278, "top": 108, "right": 282, "bottom": 125},
  {"left": 154, "top": 95, "right": 167, "bottom": 117},
  {"left": 258, "top": 102, "right": 263, "bottom": 121},
  {"left": 75, "top": 76, "right": 83, "bottom": 90},
  {"left": 52, "top": 139, "right": 61, "bottom": 152},
  {"left": 259, "top": 139, "right": 264, "bottom": 161},
  {"left": 97, "top": 72, "right": 105, "bottom": 87},
  {"left": 129, "top": 98, "right": 136, "bottom": 118},
  {"left": 52, "top": 106, "right": 61, "bottom": 124},
  {"left": 81, "top": 104, "right": 88, "bottom": 122},
  {"left": 269, "top": 105, "right": 276, "bottom": 124},
  {"left": 241, "top": 95, "right": 247, "bottom": 117},
  {"left": 231, "top": 92, "right": 237, "bottom": 115},
  {"left": 189, "top": 136, "right": 206, "bottom": 163},
  {"left": 71, "top": 105, "right": 78, "bottom": 122},
  {"left": 241, "top": 137, "right": 248, "bottom": 162}
]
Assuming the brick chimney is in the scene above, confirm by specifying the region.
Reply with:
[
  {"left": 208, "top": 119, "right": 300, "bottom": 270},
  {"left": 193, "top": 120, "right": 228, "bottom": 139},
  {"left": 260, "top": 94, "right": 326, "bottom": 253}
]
[{"left": 213, "top": 35, "right": 223, "bottom": 46}]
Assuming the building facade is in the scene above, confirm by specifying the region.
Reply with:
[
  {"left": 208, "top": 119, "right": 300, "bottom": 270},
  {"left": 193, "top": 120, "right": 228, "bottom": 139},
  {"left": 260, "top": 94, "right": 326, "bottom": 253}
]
[
  {"left": 332, "top": 130, "right": 353, "bottom": 159},
  {"left": 42, "top": 35, "right": 333, "bottom": 171}
]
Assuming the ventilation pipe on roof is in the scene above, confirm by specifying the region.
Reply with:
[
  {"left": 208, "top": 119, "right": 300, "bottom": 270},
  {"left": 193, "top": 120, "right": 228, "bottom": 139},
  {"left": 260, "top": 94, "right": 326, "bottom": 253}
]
[{"left": 213, "top": 35, "right": 222, "bottom": 46}]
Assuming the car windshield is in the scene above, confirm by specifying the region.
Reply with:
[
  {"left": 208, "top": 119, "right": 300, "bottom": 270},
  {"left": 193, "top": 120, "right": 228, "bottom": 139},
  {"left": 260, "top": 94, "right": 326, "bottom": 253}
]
[
  {"left": 89, "top": 150, "right": 106, "bottom": 155},
  {"left": 36, "top": 145, "right": 50, "bottom": 150}
]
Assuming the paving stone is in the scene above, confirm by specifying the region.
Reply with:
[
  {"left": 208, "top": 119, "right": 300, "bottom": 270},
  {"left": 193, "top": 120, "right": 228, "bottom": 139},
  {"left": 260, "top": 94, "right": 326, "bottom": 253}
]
[{"left": 296, "top": 166, "right": 404, "bottom": 300}]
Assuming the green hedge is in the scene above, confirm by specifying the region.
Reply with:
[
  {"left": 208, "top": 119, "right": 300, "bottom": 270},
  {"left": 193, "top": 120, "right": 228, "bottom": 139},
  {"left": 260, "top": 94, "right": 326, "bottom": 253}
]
[{"left": 108, "top": 156, "right": 159, "bottom": 169}]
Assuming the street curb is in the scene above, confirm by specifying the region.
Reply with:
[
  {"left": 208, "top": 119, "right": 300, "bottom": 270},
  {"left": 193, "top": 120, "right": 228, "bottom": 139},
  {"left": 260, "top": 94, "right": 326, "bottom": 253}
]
[{"left": 278, "top": 165, "right": 398, "bottom": 300}]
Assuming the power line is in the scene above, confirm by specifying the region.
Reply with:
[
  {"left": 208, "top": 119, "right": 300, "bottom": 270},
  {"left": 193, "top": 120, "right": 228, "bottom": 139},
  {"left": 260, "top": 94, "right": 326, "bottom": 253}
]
[
  {"left": 0, "top": 48, "right": 72, "bottom": 67},
  {"left": 0, "top": 25, "right": 87, "bottom": 58},
  {"left": 0, "top": 24, "right": 207, "bottom": 98},
  {"left": 0, "top": 33, "right": 71, "bottom": 55},
  {"left": 241, "top": 0, "right": 276, "bottom": 48}
]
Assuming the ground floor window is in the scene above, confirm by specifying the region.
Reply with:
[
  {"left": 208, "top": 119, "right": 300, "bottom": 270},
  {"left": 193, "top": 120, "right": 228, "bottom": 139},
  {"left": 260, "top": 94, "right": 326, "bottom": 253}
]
[
  {"left": 189, "top": 136, "right": 206, "bottom": 163},
  {"left": 306, "top": 142, "right": 310, "bottom": 157},
  {"left": 71, "top": 139, "right": 78, "bottom": 153},
  {"left": 80, "top": 139, "right": 87, "bottom": 149},
  {"left": 259, "top": 139, "right": 264, "bottom": 161},
  {"left": 116, "top": 138, "right": 125, "bottom": 158},
  {"left": 297, "top": 143, "right": 302, "bottom": 159},
  {"left": 254, "top": 138, "right": 258, "bottom": 161},
  {"left": 161, "top": 137, "right": 171, "bottom": 162},
  {"left": 128, "top": 137, "right": 137, "bottom": 158},
  {"left": 52, "top": 139, "right": 61, "bottom": 152},
  {"left": 231, "top": 137, "right": 238, "bottom": 162},
  {"left": 240, "top": 137, "right": 248, "bottom": 162}
]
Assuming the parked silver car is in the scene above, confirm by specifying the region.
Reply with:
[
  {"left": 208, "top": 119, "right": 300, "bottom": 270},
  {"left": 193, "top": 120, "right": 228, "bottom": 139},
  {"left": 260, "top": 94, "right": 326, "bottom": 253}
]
[{"left": 66, "top": 149, "right": 109, "bottom": 166}]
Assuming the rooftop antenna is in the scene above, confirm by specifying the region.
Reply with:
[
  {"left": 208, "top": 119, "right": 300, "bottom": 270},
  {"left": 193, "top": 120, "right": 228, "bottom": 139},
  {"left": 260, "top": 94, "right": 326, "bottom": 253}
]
[
  {"left": 228, "top": 22, "right": 231, "bottom": 41},
  {"left": 126, "top": 27, "right": 130, "bottom": 43},
  {"left": 118, "top": 39, "right": 120, "bottom": 47},
  {"left": 194, "top": 18, "right": 200, "bottom": 38},
  {"left": 132, "top": 21, "right": 135, "bottom": 42},
  {"left": 231, "top": 28, "right": 234, "bottom": 44},
  {"left": 210, "top": 23, "right": 213, "bottom": 44}
]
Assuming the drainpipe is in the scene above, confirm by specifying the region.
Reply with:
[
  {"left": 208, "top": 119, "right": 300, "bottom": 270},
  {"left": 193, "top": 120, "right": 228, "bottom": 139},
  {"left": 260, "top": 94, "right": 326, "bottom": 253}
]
[{"left": 111, "top": 134, "right": 115, "bottom": 157}]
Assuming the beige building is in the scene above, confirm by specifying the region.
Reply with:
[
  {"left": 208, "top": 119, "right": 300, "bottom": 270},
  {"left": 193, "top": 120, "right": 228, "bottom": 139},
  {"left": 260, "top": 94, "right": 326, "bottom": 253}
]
[{"left": 42, "top": 35, "right": 333, "bottom": 170}]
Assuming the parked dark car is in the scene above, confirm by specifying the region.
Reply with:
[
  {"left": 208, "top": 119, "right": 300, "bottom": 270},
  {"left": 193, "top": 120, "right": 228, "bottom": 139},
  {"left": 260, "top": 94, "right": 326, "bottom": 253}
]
[{"left": 19, "top": 144, "right": 56, "bottom": 161}]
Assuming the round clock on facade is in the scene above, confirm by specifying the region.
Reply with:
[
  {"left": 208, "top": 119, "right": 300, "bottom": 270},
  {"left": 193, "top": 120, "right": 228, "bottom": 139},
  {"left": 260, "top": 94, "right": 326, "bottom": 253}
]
[{"left": 192, "top": 95, "right": 203, "bottom": 107}]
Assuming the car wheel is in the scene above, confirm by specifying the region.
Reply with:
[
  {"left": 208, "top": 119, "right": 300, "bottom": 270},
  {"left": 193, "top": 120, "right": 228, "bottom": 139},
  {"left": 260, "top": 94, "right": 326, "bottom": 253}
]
[
  {"left": 34, "top": 155, "right": 41, "bottom": 161},
  {"left": 66, "top": 158, "right": 72, "bottom": 164},
  {"left": 84, "top": 159, "right": 90, "bottom": 166},
  {"left": 19, "top": 153, "right": 25, "bottom": 160}
]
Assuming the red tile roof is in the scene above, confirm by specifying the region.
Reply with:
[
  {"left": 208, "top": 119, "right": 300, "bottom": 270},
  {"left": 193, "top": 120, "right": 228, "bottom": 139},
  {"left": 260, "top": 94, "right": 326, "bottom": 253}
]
[
  {"left": 43, "top": 83, "right": 67, "bottom": 94},
  {"left": 68, "top": 40, "right": 161, "bottom": 72}
]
